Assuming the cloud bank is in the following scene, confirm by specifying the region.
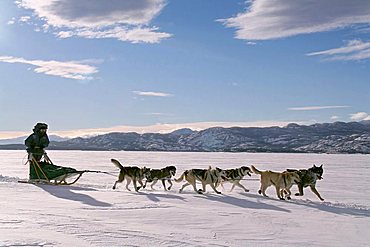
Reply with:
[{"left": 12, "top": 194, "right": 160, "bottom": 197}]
[
  {"left": 288, "top": 106, "right": 350, "bottom": 111},
  {"left": 0, "top": 56, "right": 98, "bottom": 80},
  {"left": 16, "top": 0, "right": 171, "bottom": 43},
  {"left": 350, "top": 112, "right": 370, "bottom": 121},
  {"left": 133, "top": 91, "right": 173, "bottom": 97},
  {"left": 307, "top": 40, "right": 370, "bottom": 61},
  {"left": 221, "top": 0, "right": 370, "bottom": 41}
]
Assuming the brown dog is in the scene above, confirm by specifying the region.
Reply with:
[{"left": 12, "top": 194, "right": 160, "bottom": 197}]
[{"left": 251, "top": 165, "right": 300, "bottom": 200}]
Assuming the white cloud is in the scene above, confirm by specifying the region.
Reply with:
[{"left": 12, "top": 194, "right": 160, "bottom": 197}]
[
  {"left": 0, "top": 56, "right": 98, "bottom": 80},
  {"left": 144, "top": 112, "right": 173, "bottom": 116},
  {"left": 220, "top": 0, "right": 370, "bottom": 41},
  {"left": 7, "top": 18, "right": 16, "bottom": 25},
  {"left": 133, "top": 91, "right": 173, "bottom": 97},
  {"left": 288, "top": 106, "right": 350, "bottom": 111},
  {"left": 16, "top": 0, "right": 171, "bottom": 43},
  {"left": 350, "top": 112, "right": 370, "bottom": 121},
  {"left": 19, "top": 16, "right": 31, "bottom": 23},
  {"left": 307, "top": 40, "right": 370, "bottom": 61},
  {"left": 331, "top": 116, "right": 340, "bottom": 120},
  {"left": 56, "top": 26, "right": 171, "bottom": 44}
]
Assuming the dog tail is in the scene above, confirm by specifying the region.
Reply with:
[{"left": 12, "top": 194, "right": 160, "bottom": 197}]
[
  {"left": 250, "top": 165, "right": 262, "bottom": 175},
  {"left": 111, "top": 158, "right": 124, "bottom": 170},
  {"left": 174, "top": 171, "right": 187, "bottom": 182}
]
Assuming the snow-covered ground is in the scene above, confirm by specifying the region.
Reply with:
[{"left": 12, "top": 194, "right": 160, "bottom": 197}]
[{"left": 1, "top": 150, "right": 369, "bottom": 246}]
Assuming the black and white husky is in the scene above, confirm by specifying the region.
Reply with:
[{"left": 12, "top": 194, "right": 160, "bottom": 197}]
[
  {"left": 175, "top": 166, "right": 227, "bottom": 194},
  {"left": 144, "top": 166, "right": 177, "bottom": 191},
  {"left": 111, "top": 159, "right": 150, "bottom": 192},
  {"left": 216, "top": 166, "right": 252, "bottom": 192}
]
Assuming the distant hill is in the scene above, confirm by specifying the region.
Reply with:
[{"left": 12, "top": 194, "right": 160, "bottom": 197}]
[
  {"left": 1, "top": 122, "right": 370, "bottom": 153},
  {"left": 0, "top": 135, "right": 70, "bottom": 145}
]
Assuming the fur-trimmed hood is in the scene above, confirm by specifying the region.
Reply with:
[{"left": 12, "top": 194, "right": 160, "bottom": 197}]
[{"left": 33, "top": 122, "right": 48, "bottom": 133}]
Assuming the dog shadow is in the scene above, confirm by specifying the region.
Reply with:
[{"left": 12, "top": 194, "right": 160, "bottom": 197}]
[
  {"left": 289, "top": 199, "right": 370, "bottom": 217},
  {"left": 243, "top": 192, "right": 370, "bottom": 217},
  {"left": 37, "top": 184, "right": 112, "bottom": 207},
  {"left": 139, "top": 191, "right": 187, "bottom": 203},
  {"left": 240, "top": 191, "right": 289, "bottom": 202},
  {"left": 196, "top": 193, "right": 290, "bottom": 213}
]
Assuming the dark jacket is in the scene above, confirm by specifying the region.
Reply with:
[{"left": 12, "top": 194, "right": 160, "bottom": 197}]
[{"left": 25, "top": 123, "right": 50, "bottom": 155}]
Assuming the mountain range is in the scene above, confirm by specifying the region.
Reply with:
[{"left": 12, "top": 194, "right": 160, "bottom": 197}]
[
  {"left": 1, "top": 121, "right": 370, "bottom": 154},
  {"left": 0, "top": 135, "right": 70, "bottom": 145}
]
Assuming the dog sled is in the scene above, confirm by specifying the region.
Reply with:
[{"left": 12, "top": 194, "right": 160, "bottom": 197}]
[{"left": 19, "top": 153, "right": 110, "bottom": 186}]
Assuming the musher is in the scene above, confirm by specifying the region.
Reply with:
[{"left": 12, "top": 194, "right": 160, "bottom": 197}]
[
  {"left": 25, "top": 123, "right": 78, "bottom": 181},
  {"left": 25, "top": 122, "right": 49, "bottom": 163}
]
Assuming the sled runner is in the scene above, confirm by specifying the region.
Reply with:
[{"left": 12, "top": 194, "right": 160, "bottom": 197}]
[{"left": 20, "top": 153, "right": 111, "bottom": 185}]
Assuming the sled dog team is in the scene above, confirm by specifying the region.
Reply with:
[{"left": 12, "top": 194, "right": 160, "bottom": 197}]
[{"left": 111, "top": 158, "right": 325, "bottom": 201}]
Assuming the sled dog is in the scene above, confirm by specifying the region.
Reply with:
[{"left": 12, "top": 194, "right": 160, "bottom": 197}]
[
  {"left": 111, "top": 159, "right": 150, "bottom": 192},
  {"left": 251, "top": 165, "right": 300, "bottom": 200},
  {"left": 144, "top": 165, "right": 177, "bottom": 191},
  {"left": 217, "top": 166, "right": 252, "bottom": 192},
  {"left": 175, "top": 166, "right": 227, "bottom": 194},
  {"left": 286, "top": 164, "right": 324, "bottom": 201}
]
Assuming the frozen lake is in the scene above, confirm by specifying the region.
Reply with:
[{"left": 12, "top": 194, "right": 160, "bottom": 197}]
[{"left": 1, "top": 150, "right": 370, "bottom": 246}]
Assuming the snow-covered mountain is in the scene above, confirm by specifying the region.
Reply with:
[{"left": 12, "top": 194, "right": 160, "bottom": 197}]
[
  {"left": 1, "top": 122, "right": 369, "bottom": 153},
  {"left": 41, "top": 122, "right": 370, "bottom": 153},
  {"left": 0, "top": 135, "right": 70, "bottom": 145}
]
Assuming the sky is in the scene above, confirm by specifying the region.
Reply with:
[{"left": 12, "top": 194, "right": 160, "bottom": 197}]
[{"left": 0, "top": 0, "right": 370, "bottom": 139}]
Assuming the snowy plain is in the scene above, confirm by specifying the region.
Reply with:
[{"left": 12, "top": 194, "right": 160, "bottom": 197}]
[{"left": 0, "top": 150, "right": 369, "bottom": 247}]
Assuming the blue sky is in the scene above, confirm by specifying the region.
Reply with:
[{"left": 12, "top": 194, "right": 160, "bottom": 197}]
[{"left": 1, "top": 0, "right": 370, "bottom": 138}]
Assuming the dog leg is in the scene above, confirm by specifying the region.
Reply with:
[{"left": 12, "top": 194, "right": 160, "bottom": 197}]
[
  {"left": 230, "top": 183, "right": 236, "bottom": 192},
  {"left": 259, "top": 185, "right": 269, "bottom": 197},
  {"left": 125, "top": 178, "right": 132, "bottom": 191},
  {"left": 295, "top": 184, "right": 304, "bottom": 196},
  {"left": 151, "top": 179, "right": 158, "bottom": 190},
  {"left": 161, "top": 179, "right": 167, "bottom": 191},
  {"left": 286, "top": 189, "right": 292, "bottom": 200},
  {"left": 201, "top": 182, "right": 207, "bottom": 193},
  {"left": 279, "top": 188, "right": 291, "bottom": 200},
  {"left": 210, "top": 183, "right": 222, "bottom": 194},
  {"left": 279, "top": 188, "right": 284, "bottom": 199},
  {"left": 137, "top": 180, "right": 144, "bottom": 191},
  {"left": 193, "top": 182, "right": 202, "bottom": 194},
  {"left": 276, "top": 186, "right": 285, "bottom": 200},
  {"left": 112, "top": 181, "right": 119, "bottom": 190},
  {"left": 167, "top": 180, "right": 173, "bottom": 190},
  {"left": 179, "top": 182, "right": 191, "bottom": 193},
  {"left": 220, "top": 182, "right": 226, "bottom": 191},
  {"left": 133, "top": 179, "right": 139, "bottom": 192},
  {"left": 113, "top": 175, "right": 125, "bottom": 190},
  {"left": 234, "top": 181, "right": 249, "bottom": 192},
  {"left": 284, "top": 188, "right": 292, "bottom": 200},
  {"left": 310, "top": 185, "right": 324, "bottom": 201}
]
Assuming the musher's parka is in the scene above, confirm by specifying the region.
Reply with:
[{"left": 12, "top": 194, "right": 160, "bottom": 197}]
[{"left": 25, "top": 123, "right": 49, "bottom": 161}]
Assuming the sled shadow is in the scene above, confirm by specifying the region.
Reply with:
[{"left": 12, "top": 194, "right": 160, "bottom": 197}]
[
  {"left": 37, "top": 184, "right": 112, "bottom": 207},
  {"left": 196, "top": 193, "right": 290, "bottom": 213},
  {"left": 290, "top": 199, "right": 370, "bottom": 217}
]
